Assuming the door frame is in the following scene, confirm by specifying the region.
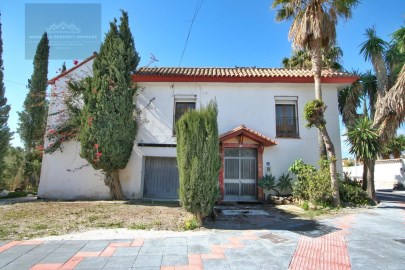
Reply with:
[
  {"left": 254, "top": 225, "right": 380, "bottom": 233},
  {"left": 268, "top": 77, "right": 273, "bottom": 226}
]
[{"left": 219, "top": 143, "right": 264, "bottom": 201}]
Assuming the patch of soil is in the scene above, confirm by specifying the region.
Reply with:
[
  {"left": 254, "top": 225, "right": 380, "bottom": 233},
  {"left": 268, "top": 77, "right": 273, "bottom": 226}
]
[{"left": 0, "top": 200, "right": 194, "bottom": 240}]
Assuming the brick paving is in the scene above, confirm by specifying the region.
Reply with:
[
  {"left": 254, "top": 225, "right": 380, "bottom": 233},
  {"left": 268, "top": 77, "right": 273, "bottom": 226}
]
[{"left": 1, "top": 191, "right": 405, "bottom": 270}]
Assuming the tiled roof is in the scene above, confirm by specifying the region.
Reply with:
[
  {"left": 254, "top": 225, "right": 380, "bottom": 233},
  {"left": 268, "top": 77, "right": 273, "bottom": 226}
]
[
  {"left": 48, "top": 53, "right": 98, "bottom": 84},
  {"left": 220, "top": 125, "right": 277, "bottom": 147},
  {"left": 135, "top": 67, "right": 353, "bottom": 79}
]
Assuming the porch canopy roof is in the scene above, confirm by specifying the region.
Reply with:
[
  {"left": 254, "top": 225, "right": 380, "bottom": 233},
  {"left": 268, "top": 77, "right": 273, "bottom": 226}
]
[{"left": 219, "top": 125, "right": 277, "bottom": 147}]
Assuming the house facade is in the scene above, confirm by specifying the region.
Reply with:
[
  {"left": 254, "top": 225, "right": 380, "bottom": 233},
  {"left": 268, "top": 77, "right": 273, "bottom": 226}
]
[{"left": 38, "top": 56, "right": 357, "bottom": 201}]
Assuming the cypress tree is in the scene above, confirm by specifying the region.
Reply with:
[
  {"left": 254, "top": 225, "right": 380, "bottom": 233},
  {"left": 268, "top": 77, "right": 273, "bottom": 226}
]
[
  {"left": 176, "top": 100, "right": 220, "bottom": 225},
  {"left": 18, "top": 32, "right": 49, "bottom": 151},
  {"left": 18, "top": 32, "right": 49, "bottom": 188},
  {"left": 0, "top": 14, "right": 11, "bottom": 189},
  {"left": 79, "top": 11, "right": 138, "bottom": 199}
]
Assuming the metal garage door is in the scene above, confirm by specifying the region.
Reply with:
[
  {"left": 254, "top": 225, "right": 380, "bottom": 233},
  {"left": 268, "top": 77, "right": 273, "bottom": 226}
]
[
  {"left": 143, "top": 157, "right": 179, "bottom": 199},
  {"left": 224, "top": 148, "right": 257, "bottom": 201}
]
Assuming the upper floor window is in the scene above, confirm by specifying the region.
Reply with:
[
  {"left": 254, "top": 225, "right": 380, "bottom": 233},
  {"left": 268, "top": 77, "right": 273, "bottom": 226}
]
[
  {"left": 275, "top": 97, "right": 299, "bottom": 138},
  {"left": 173, "top": 97, "right": 196, "bottom": 135}
]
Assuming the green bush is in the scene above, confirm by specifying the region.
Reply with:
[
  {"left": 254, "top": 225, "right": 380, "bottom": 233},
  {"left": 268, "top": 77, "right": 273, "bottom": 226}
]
[
  {"left": 339, "top": 180, "right": 370, "bottom": 205},
  {"left": 183, "top": 216, "right": 199, "bottom": 230},
  {"left": 302, "top": 201, "right": 309, "bottom": 211},
  {"left": 176, "top": 100, "right": 220, "bottom": 225},
  {"left": 0, "top": 191, "right": 27, "bottom": 200},
  {"left": 289, "top": 159, "right": 333, "bottom": 206},
  {"left": 277, "top": 173, "right": 293, "bottom": 193},
  {"left": 258, "top": 174, "right": 278, "bottom": 194}
]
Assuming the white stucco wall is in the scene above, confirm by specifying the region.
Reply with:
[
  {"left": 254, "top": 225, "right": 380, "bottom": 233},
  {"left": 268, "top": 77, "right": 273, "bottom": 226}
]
[
  {"left": 39, "top": 63, "right": 348, "bottom": 200},
  {"left": 343, "top": 159, "right": 405, "bottom": 190}
]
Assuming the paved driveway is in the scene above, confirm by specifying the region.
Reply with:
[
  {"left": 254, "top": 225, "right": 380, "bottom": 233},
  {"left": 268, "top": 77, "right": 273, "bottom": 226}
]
[{"left": 0, "top": 191, "right": 404, "bottom": 270}]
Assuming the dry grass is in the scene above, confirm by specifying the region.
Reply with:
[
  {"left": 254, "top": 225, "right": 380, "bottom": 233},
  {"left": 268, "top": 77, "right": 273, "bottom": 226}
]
[{"left": 0, "top": 200, "right": 194, "bottom": 240}]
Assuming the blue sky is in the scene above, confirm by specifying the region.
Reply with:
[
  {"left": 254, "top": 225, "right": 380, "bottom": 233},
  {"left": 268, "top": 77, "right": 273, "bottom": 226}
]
[{"left": 0, "top": 0, "right": 404, "bottom": 158}]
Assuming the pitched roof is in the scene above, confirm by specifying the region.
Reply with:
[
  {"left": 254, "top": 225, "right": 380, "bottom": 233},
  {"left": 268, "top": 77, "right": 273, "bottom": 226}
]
[
  {"left": 48, "top": 53, "right": 97, "bottom": 85},
  {"left": 133, "top": 67, "right": 358, "bottom": 84},
  {"left": 220, "top": 125, "right": 277, "bottom": 147}
]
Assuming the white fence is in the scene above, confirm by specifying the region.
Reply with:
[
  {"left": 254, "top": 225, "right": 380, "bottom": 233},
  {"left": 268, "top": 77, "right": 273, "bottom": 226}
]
[{"left": 343, "top": 159, "right": 405, "bottom": 190}]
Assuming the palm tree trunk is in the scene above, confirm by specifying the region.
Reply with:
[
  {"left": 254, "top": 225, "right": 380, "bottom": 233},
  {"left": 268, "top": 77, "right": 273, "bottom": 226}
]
[
  {"left": 318, "top": 126, "right": 341, "bottom": 207},
  {"left": 105, "top": 170, "right": 125, "bottom": 200},
  {"left": 362, "top": 163, "right": 368, "bottom": 191},
  {"left": 311, "top": 46, "right": 327, "bottom": 159},
  {"left": 365, "top": 159, "right": 376, "bottom": 201}
]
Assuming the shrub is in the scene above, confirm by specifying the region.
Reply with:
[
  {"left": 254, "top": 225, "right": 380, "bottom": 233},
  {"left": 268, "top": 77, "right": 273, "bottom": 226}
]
[
  {"left": 339, "top": 180, "right": 370, "bottom": 205},
  {"left": 258, "top": 174, "right": 279, "bottom": 195},
  {"left": 302, "top": 201, "right": 309, "bottom": 211},
  {"left": 289, "top": 159, "right": 333, "bottom": 206},
  {"left": 183, "top": 216, "right": 199, "bottom": 230},
  {"left": 176, "top": 100, "right": 220, "bottom": 225},
  {"left": 277, "top": 173, "right": 293, "bottom": 193}
]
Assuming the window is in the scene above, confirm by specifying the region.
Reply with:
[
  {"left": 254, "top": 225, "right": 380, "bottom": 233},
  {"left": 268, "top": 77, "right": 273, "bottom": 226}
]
[
  {"left": 173, "top": 99, "right": 196, "bottom": 134},
  {"left": 275, "top": 98, "right": 299, "bottom": 138}
]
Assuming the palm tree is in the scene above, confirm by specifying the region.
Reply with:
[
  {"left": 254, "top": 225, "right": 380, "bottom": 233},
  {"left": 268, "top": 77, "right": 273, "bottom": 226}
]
[
  {"left": 346, "top": 117, "right": 382, "bottom": 200},
  {"left": 272, "top": 0, "right": 359, "bottom": 207},
  {"left": 282, "top": 46, "right": 343, "bottom": 70},
  {"left": 340, "top": 26, "right": 405, "bottom": 201}
]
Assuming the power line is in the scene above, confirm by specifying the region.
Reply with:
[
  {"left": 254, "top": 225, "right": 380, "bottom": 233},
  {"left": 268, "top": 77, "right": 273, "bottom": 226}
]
[
  {"left": 178, "top": 0, "right": 204, "bottom": 66},
  {"left": 4, "top": 79, "right": 26, "bottom": 87}
]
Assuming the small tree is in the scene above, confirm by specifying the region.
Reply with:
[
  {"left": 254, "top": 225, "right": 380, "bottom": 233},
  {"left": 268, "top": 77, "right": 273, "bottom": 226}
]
[
  {"left": 0, "top": 13, "right": 11, "bottom": 189},
  {"left": 346, "top": 117, "right": 382, "bottom": 201},
  {"left": 176, "top": 100, "right": 220, "bottom": 225},
  {"left": 79, "top": 11, "right": 139, "bottom": 199},
  {"left": 304, "top": 99, "right": 340, "bottom": 206}
]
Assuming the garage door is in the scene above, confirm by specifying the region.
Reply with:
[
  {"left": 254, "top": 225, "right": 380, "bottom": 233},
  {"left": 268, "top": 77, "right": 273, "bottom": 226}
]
[{"left": 143, "top": 157, "right": 179, "bottom": 199}]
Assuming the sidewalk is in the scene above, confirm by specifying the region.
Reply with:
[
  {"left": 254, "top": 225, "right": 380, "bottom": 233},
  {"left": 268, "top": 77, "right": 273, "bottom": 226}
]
[{"left": 0, "top": 191, "right": 404, "bottom": 270}]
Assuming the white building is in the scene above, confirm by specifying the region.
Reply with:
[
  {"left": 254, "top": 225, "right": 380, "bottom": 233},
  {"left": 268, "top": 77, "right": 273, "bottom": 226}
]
[{"left": 38, "top": 55, "right": 357, "bottom": 201}]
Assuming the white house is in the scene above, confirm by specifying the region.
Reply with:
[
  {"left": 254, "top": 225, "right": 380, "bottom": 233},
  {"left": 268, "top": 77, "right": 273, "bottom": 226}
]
[{"left": 38, "top": 54, "right": 357, "bottom": 201}]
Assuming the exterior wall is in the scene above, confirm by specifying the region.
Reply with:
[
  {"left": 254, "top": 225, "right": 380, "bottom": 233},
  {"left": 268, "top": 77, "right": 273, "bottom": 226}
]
[
  {"left": 343, "top": 159, "right": 405, "bottom": 190},
  {"left": 39, "top": 67, "right": 346, "bottom": 200},
  {"left": 136, "top": 81, "right": 343, "bottom": 178}
]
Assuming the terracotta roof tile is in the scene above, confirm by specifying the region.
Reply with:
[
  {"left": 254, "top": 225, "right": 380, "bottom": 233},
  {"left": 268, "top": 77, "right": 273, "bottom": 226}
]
[
  {"left": 220, "top": 125, "right": 277, "bottom": 147},
  {"left": 133, "top": 67, "right": 358, "bottom": 84}
]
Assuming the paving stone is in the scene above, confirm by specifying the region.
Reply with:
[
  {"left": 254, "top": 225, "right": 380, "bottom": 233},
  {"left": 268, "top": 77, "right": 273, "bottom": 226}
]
[
  {"left": 10, "top": 252, "right": 48, "bottom": 265},
  {"left": 112, "top": 247, "right": 140, "bottom": 256},
  {"left": 138, "top": 245, "right": 164, "bottom": 255},
  {"left": 80, "top": 241, "right": 110, "bottom": 252},
  {"left": 132, "top": 255, "right": 162, "bottom": 267},
  {"left": 164, "top": 237, "right": 187, "bottom": 246},
  {"left": 27, "top": 242, "right": 64, "bottom": 253},
  {"left": 203, "top": 259, "right": 231, "bottom": 270},
  {"left": 104, "top": 256, "right": 136, "bottom": 268},
  {"left": 75, "top": 256, "right": 109, "bottom": 269},
  {"left": 40, "top": 251, "right": 77, "bottom": 263},
  {"left": 161, "top": 254, "right": 188, "bottom": 266},
  {"left": 1, "top": 244, "right": 38, "bottom": 254},
  {"left": 131, "top": 267, "right": 160, "bottom": 270},
  {"left": 187, "top": 243, "right": 210, "bottom": 254},
  {"left": 1, "top": 262, "right": 32, "bottom": 270},
  {"left": 0, "top": 252, "right": 21, "bottom": 267},
  {"left": 53, "top": 242, "right": 86, "bottom": 253},
  {"left": 229, "top": 259, "right": 259, "bottom": 270},
  {"left": 142, "top": 239, "right": 165, "bottom": 247},
  {"left": 163, "top": 245, "right": 187, "bottom": 255}
]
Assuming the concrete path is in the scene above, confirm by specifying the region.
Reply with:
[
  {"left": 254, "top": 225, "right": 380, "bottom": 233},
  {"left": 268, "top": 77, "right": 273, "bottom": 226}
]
[{"left": 0, "top": 191, "right": 404, "bottom": 270}]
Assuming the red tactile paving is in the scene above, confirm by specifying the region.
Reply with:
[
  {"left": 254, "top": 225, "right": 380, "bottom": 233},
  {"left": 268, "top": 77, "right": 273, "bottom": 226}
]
[{"left": 289, "top": 234, "right": 351, "bottom": 270}]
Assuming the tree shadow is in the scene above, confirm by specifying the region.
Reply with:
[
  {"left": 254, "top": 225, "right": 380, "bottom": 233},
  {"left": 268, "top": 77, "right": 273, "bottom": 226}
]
[{"left": 203, "top": 203, "right": 341, "bottom": 238}]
